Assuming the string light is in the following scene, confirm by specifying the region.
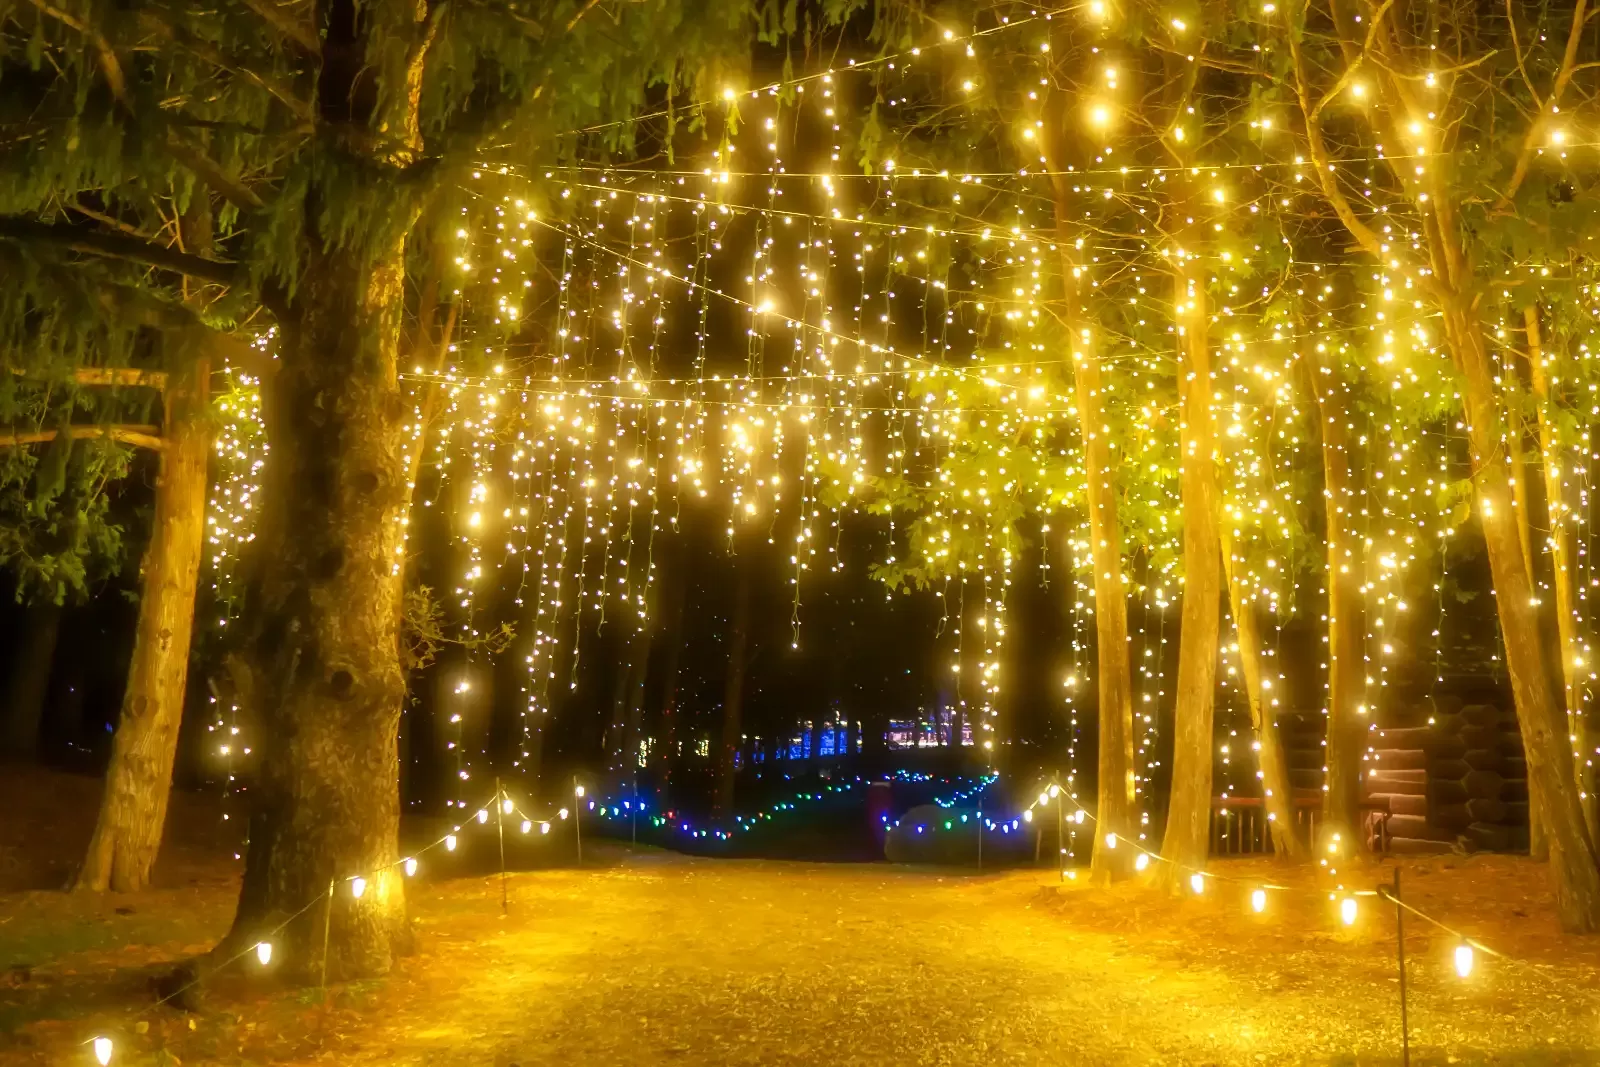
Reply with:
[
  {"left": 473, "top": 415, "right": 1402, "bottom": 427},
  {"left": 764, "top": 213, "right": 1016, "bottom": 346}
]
[{"left": 255, "top": 941, "right": 272, "bottom": 966}]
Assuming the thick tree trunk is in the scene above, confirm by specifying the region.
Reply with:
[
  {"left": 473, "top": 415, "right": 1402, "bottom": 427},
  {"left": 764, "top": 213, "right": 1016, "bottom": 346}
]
[
  {"left": 714, "top": 555, "right": 752, "bottom": 815},
  {"left": 1158, "top": 247, "right": 1222, "bottom": 889},
  {"left": 1219, "top": 528, "right": 1303, "bottom": 859},
  {"left": 1443, "top": 295, "right": 1600, "bottom": 932},
  {"left": 1508, "top": 363, "right": 1550, "bottom": 862},
  {"left": 75, "top": 336, "right": 212, "bottom": 892},
  {"left": 1, "top": 601, "right": 62, "bottom": 761},
  {"left": 222, "top": 235, "right": 415, "bottom": 979},
  {"left": 1304, "top": 354, "right": 1367, "bottom": 854},
  {"left": 1527, "top": 306, "right": 1596, "bottom": 842}
]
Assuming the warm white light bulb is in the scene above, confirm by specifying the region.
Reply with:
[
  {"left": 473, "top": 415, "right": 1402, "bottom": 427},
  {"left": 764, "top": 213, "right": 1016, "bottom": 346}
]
[
  {"left": 476, "top": 809, "right": 489, "bottom": 824},
  {"left": 404, "top": 857, "right": 418, "bottom": 876},
  {"left": 558, "top": 808, "right": 569, "bottom": 820},
  {"left": 1048, "top": 784, "right": 1061, "bottom": 798},
  {"left": 520, "top": 820, "right": 532, "bottom": 834},
  {"left": 255, "top": 941, "right": 272, "bottom": 966},
  {"left": 93, "top": 1037, "right": 113, "bottom": 1065},
  {"left": 1251, "top": 888, "right": 1267, "bottom": 913},
  {"left": 502, "top": 798, "right": 514, "bottom": 815},
  {"left": 540, "top": 823, "right": 551, "bottom": 835},
  {"left": 575, "top": 785, "right": 586, "bottom": 798},
  {"left": 1037, "top": 791, "right": 1050, "bottom": 807},
  {"left": 445, "top": 835, "right": 457, "bottom": 851},
  {"left": 1134, "top": 852, "right": 1149, "bottom": 872},
  {"left": 351, "top": 877, "right": 367, "bottom": 899},
  {"left": 1104, "top": 833, "right": 1117, "bottom": 849},
  {"left": 1340, "top": 897, "right": 1358, "bottom": 925},
  {"left": 1190, "top": 873, "right": 1205, "bottom": 894},
  {"left": 1455, "top": 943, "right": 1475, "bottom": 978}
]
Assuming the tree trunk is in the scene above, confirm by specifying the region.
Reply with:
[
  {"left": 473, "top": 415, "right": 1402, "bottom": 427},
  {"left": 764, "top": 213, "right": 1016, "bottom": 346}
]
[
  {"left": 1157, "top": 243, "right": 1222, "bottom": 889},
  {"left": 657, "top": 537, "right": 689, "bottom": 787},
  {"left": 1508, "top": 352, "right": 1549, "bottom": 862},
  {"left": 1219, "top": 528, "right": 1304, "bottom": 859},
  {"left": 1, "top": 601, "right": 62, "bottom": 761},
  {"left": 75, "top": 327, "right": 213, "bottom": 891},
  {"left": 714, "top": 555, "right": 752, "bottom": 815},
  {"left": 1443, "top": 293, "right": 1600, "bottom": 933},
  {"left": 1527, "top": 305, "right": 1595, "bottom": 842},
  {"left": 222, "top": 233, "right": 415, "bottom": 978},
  {"left": 1304, "top": 353, "right": 1367, "bottom": 854},
  {"left": 1059, "top": 258, "right": 1135, "bottom": 884}
]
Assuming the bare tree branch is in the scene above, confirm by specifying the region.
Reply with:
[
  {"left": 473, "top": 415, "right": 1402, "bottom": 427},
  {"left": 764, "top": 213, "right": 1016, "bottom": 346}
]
[
  {"left": 235, "top": 0, "right": 320, "bottom": 55},
  {"left": 0, "top": 217, "right": 239, "bottom": 284},
  {"left": 1495, "top": 0, "right": 1590, "bottom": 211},
  {"left": 27, "top": 0, "right": 127, "bottom": 102},
  {"left": 0, "top": 425, "right": 163, "bottom": 450}
]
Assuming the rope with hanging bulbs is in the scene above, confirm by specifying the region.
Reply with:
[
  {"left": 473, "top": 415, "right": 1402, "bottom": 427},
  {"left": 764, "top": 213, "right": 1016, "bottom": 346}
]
[{"left": 79, "top": 784, "right": 572, "bottom": 1066}]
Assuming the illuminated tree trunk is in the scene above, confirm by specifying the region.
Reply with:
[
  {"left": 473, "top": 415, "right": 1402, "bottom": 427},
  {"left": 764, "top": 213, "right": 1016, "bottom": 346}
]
[
  {"left": 1, "top": 601, "right": 61, "bottom": 761},
  {"left": 77, "top": 194, "right": 218, "bottom": 893},
  {"left": 1219, "top": 527, "right": 1303, "bottom": 859},
  {"left": 223, "top": 232, "right": 416, "bottom": 978},
  {"left": 1527, "top": 306, "right": 1595, "bottom": 841},
  {"left": 1507, "top": 365, "right": 1549, "bottom": 862},
  {"left": 1158, "top": 244, "right": 1222, "bottom": 888},
  {"left": 1442, "top": 290, "right": 1600, "bottom": 932},
  {"left": 714, "top": 556, "right": 751, "bottom": 815},
  {"left": 1304, "top": 355, "right": 1366, "bottom": 854},
  {"left": 1055, "top": 249, "right": 1135, "bottom": 884}
]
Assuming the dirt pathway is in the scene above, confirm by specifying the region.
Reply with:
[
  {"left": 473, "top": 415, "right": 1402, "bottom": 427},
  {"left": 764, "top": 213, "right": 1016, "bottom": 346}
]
[{"left": 348, "top": 857, "right": 1598, "bottom": 1067}]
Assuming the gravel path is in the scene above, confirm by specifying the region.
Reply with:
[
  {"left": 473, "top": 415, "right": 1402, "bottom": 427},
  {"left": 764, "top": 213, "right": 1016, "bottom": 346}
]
[{"left": 379, "top": 855, "right": 1600, "bottom": 1066}]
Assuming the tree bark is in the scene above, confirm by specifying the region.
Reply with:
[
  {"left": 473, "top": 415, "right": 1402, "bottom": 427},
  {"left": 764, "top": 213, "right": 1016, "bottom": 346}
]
[
  {"left": 1, "top": 601, "right": 63, "bottom": 761},
  {"left": 1443, "top": 293, "right": 1600, "bottom": 932},
  {"left": 1527, "top": 305, "right": 1595, "bottom": 842},
  {"left": 1219, "top": 528, "right": 1304, "bottom": 859},
  {"left": 222, "top": 234, "right": 415, "bottom": 979},
  {"left": 1058, "top": 258, "right": 1135, "bottom": 884},
  {"left": 1508, "top": 351, "right": 1549, "bottom": 862},
  {"left": 714, "top": 552, "right": 752, "bottom": 816},
  {"left": 1304, "top": 353, "right": 1367, "bottom": 855},
  {"left": 75, "top": 338, "right": 211, "bottom": 891},
  {"left": 1158, "top": 240, "right": 1222, "bottom": 889}
]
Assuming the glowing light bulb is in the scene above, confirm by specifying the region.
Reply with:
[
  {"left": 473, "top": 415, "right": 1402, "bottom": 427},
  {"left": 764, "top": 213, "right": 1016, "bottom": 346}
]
[
  {"left": 1074, "top": 810, "right": 1086, "bottom": 825},
  {"left": 404, "top": 857, "right": 418, "bottom": 876},
  {"left": 476, "top": 809, "right": 488, "bottom": 824},
  {"left": 1104, "top": 833, "right": 1117, "bottom": 849},
  {"left": 575, "top": 785, "right": 586, "bottom": 798},
  {"left": 520, "top": 820, "right": 532, "bottom": 834},
  {"left": 541, "top": 823, "right": 551, "bottom": 835},
  {"left": 255, "top": 941, "right": 272, "bottom": 966},
  {"left": 1190, "top": 873, "right": 1205, "bottom": 894},
  {"left": 351, "top": 877, "right": 367, "bottom": 899},
  {"left": 1088, "top": 0, "right": 1106, "bottom": 16},
  {"left": 1251, "top": 889, "right": 1267, "bottom": 913},
  {"left": 1023, "top": 809, "right": 1034, "bottom": 823},
  {"left": 1455, "top": 943, "right": 1475, "bottom": 977},
  {"left": 1090, "top": 106, "right": 1110, "bottom": 127},
  {"left": 1134, "top": 852, "right": 1149, "bottom": 872},
  {"left": 446, "top": 834, "right": 457, "bottom": 851},
  {"left": 1340, "top": 897, "right": 1358, "bottom": 925},
  {"left": 502, "top": 798, "right": 514, "bottom": 815},
  {"left": 558, "top": 808, "right": 570, "bottom": 820},
  {"left": 1048, "top": 784, "right": 1061, "bottom": 798},
  {"left": 93, "top": 1037, "right": 113, "bottom": 1065}
]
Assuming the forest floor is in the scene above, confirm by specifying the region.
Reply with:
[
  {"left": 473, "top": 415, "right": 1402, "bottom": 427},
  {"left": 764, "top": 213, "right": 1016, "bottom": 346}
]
[{"left": 4, "top": 770, "right": 1600, "bottom": 1065}]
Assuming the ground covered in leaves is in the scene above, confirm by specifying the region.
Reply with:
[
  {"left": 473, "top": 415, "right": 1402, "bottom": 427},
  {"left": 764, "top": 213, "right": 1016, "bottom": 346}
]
[{"left": 4, "top": 772, "right": 1600, "bottom": 1066}]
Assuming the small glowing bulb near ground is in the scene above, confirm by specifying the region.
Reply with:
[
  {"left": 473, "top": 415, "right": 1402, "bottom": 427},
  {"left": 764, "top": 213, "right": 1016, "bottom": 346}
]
[
  {"left": 1251, "top": 889, "right": 1267, "bottom": 913},
  {"left": 351, "top": 877, "right": 367, "bottom": 899},
  {"left": 1134, "top": 853, "right": 1149, "bottom": 872},
  {"left": 445, "top": 835, "right": 457, "bottom": 851},
  {"left": 1455, "top": 943, "right": 1475, "bottom": 977},
  {"left": 1190, "top": 873, "right": 1205, "bottom": 894},
  {"left": 404, "top": 857, "right": 418, "bottom": 876},
  {"left": 1340, "top": 897, "right": 1358, "bottom": 925},
  {"left": 93, "top": 1037, "right": 113, "bottom": 1065},
  {"left": 255, "top": 941, "right": 272, "bottom": 966}
]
